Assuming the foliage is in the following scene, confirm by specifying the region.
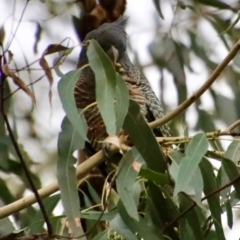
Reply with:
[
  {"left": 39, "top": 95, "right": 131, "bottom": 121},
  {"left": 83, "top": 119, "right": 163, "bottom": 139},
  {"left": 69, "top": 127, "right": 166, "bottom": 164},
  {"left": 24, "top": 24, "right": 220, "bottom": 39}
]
[{"left": 0, "top": 0, "right": 240, "bottom": 239}]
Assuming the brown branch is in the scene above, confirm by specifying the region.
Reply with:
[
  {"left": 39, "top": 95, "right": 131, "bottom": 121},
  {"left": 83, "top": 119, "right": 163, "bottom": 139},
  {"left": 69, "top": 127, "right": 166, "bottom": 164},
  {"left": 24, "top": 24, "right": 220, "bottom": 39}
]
[
  {"left": 149, "top": 39, "right": 240, "bottom": 130},
  {"left": 221, "top": 119, "right": 240, "bottom": 134}
]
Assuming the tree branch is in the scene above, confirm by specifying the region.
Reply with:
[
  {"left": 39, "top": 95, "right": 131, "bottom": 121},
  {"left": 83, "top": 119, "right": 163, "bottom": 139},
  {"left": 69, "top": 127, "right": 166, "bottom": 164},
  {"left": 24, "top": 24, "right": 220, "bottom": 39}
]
[
  {"left": 0, "top": 150, "right": 104, "bottom": 219},
  {"left": 149, "top": 39, "right": 240, "bottom": 130}
]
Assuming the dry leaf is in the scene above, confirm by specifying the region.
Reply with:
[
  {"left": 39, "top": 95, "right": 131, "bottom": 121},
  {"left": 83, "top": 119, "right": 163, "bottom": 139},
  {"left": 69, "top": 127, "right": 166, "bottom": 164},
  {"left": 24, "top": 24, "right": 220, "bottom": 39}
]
[
  {"left": 33, "top": 22, "right": 42, "bottom": 54},
  {"left": 39, "top": 57, "right": 53, "bottom": 105},
  {"left": 2, "top": 64, "right": 35, "bottom": 103},
  {"left": 40, "top": 44, "right": 71, "bottom": 105},
  {"left": 42, "top": 44, "right": 70, "bottom": 55},
  {"left": 132, "top": 161, "right": 142, "bottom": 173}
]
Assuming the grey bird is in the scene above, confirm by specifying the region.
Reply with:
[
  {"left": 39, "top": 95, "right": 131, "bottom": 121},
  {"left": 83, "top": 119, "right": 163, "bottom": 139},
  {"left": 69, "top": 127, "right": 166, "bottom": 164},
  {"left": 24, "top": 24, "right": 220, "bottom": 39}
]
[{"left": 74, "top": 17, "right": 170, "bottom": 157}]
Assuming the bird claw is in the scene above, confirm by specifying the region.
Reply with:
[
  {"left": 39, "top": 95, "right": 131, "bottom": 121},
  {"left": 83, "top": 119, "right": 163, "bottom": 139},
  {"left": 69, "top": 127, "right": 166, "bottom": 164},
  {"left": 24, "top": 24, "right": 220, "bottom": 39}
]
[{"left": 114, "top": 62, "right": 125, "bottom": 74}]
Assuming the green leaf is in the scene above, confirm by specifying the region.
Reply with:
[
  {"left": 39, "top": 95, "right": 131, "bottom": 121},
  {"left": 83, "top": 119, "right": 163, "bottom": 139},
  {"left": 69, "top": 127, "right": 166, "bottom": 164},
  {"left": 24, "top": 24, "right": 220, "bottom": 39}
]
[
  {"left": 115, "top": 74, "right": 129, "bottom": 133},
  {"left": 80, "top": 209, "right": 117, "bottom": 221},
  {"left": 195, "top": 109, "right": 216, "bottom": 132},
  {"left": 0, "top": 80, "right": 11, "bottom": 170},
  {"left": 215, "top": 94, "right": 237, "bottom": 126},
  {"left": 58, "top": 68, "right": 88, "bottom": 141},
  {"left": 0, "top": 158, "right": 41, "bottom": 190},
  {"left": 174, "top": 133, "right": 208, "bottom": 197},
  {"left": 53, "top": 47, "right": 74, "bottom": 77},
  {"left": 194, "top": 0, "right": 234, "bottom": 10},
  {"left": 29, "top": 194, "right": 60, "bottom": 234},
  {"left": 199, "top": 158, "right": 225, "bottom": 240},
  {"left": 92, "top": 229, "right": 109, "bottom": 240},
  {"left": 0, "top": 178, "right": 14, "bottom": 204},
  {"left": 179, "top": 218, "right": 195, "bottom": 240},
  {"left": 139, "top": 167, "right": 170, "bottom": 186},
  {"left": 57, "top": 116, "right": 85, "bottom": 238},
  {"left": 179, "top": 193, "right": 204, "bottom": 240},
  {"left": 117, "top": 200, "right": 161, "bottom": 240},
  {"left": 224, "top": 141, "right": 240, "bottom": 164},
  {"left": 87, "top": 39, "right": 117, "bottom": 135},
  {"left": 123, "top": 100, "right": 167, "bottom": 173},
  {"left": 86, "top": 181, "right": 101, "bottom": 205},
  {"left": 170, "top": 150, "right": 203, "bottom": 204},
  {"left": 219, "top": 141, "right": 240, "bottom": 200},
  {"left": 116, "top": 147, "right": 141, "bottom": 221},
  {"left": 222, "top": 158, "right": 240, "bottom": 199},
  {"left": 0, "top": 200, "right": 14, "bottom": 235},
  {"left": 148, "top": 182, "right": 179, "bottom": 239},
  {"left": 110, "top": 214, "right": 138, "bottom": 240},
  {"left": 225, "top": 199, "right": 233, "bottom": 229}
]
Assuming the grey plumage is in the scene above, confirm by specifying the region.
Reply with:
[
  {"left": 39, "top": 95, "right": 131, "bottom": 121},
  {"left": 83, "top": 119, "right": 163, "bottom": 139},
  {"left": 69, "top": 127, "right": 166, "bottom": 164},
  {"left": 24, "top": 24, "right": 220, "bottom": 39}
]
[{"left": 74, "top": 17, "right": 170, "bottom": 154}]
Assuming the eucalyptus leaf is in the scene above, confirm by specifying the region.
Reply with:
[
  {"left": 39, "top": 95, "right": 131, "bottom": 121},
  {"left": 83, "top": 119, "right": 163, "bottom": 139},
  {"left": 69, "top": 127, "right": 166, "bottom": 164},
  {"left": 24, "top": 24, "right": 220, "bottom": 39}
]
[
  {"left": 199, "top": 158, "right": 225, "bottom": 240},
  {"left": 174, "top": 133, "right": 208, "bottom": 197},
  {"left": 57, "top": 116, "right": 85, "bottom": 238},
  {"left": 123, "top": 100, "right": 167, "bottom": 173},
  {"left": 58, "top": 68, "right": 88, "bottom": 141},
  {"left": 87, "top": 40, "right": 117, "bottom": 135},
  {"left": 222, "top": 159, "right": 240, "bottom": 199},
  {"left": 116, "top": 147, "right": 141, "bottom": 221}
]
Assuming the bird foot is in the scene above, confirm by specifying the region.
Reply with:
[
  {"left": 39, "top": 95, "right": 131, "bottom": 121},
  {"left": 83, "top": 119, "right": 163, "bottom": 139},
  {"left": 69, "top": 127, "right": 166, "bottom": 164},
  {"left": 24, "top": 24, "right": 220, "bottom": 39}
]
[{"left": 114, "top": 62, "right": 125, "bottom": 74}]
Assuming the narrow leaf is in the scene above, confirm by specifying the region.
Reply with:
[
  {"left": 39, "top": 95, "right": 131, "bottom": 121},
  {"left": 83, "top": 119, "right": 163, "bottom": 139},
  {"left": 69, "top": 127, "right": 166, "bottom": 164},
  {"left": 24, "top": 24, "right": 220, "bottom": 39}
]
[
  {"left": 39, "top": 57, "right": 53, "bottom": 104},
  {"left": 139, "top": 167, "right": 170, "bottom": 186},
  {"left": 116, "top": 148, "right": 140, "bottom": 221},
  {"left": 57, "top": 116, "right": 85, "bottom": 238},
  {"left": 174, "top": 133, "right": 208, "bottom": 196},
  {"left": 199, "top": 158, "right": 225, "bottom": 240},
  {"left": 29, "top": 194, "right": 60, "bottom": 234},
  {"left": 118, "top": 200, "right": 161, "bottom": 240},
  {"left": 148, "top": 182, "right": 179, "bottom": 239},
  {"left": 219, "top": 141, "right": 240, "bottom": 200},
  {"left": 58, "top": 68, "right": 88, "bottom": 141},
  {"left": 171, "top": 149, "right": 203, "bottom": 203},
  {"left": 42, "top": 44, "right": 71, "bottom": 55},
  {"left": 179, "top": 193, "right": 204, "bottom": 240},
  {"left": 123, "top": 100, "right": 167, "bottom": 173},
  {"left": 87, "top": 40, "right": 117, "bottom": 135},
  {"left": 92, "top": 229, "right": 109, "bottom": 240},
  {"left": 225, "top": 199, "right": 233, "bottom": 229},
  {"left": 110, "top": 214, "right": 138, "bottom": 240},
  {"left": 224, "top": 141, "right": 240, "bottom": 164},
  {"left": 115, "top": 74, "right": 129, "bottom": 133},
  {"left": 2, "top": 65, "right": 35, "bottom": 103},
  {"left": 222, "top": 159, "right": 240, "bottom": 199}
]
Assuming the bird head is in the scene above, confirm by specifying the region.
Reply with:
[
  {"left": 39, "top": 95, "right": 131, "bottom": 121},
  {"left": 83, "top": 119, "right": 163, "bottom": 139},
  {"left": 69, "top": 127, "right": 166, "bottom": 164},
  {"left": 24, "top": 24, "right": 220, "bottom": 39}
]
[{"left": 78, "top": 17, "right": 128, "bottom": 66}]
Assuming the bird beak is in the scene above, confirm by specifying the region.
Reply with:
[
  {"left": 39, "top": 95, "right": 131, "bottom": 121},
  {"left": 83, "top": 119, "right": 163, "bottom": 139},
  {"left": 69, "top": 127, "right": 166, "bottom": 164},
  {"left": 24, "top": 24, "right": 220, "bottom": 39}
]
[{"left": 106, "top": 46, "right": 119, "bottom": 64}]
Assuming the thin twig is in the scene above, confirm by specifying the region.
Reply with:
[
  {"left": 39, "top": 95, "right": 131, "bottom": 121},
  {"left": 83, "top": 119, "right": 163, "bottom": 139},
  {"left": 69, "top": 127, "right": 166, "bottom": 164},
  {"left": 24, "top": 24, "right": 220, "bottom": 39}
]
[
  {"left": 5, "top": 0, "right": 29, "bottom": 52},
  {"left": 222, "top": 119, "right": 240, "bottom": 133},
  {"left": 156, "top": 129, "right": 240, "bottom": 144},
  {"left": 149, "top": 39, "right": 240, "bottom": 130}
]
